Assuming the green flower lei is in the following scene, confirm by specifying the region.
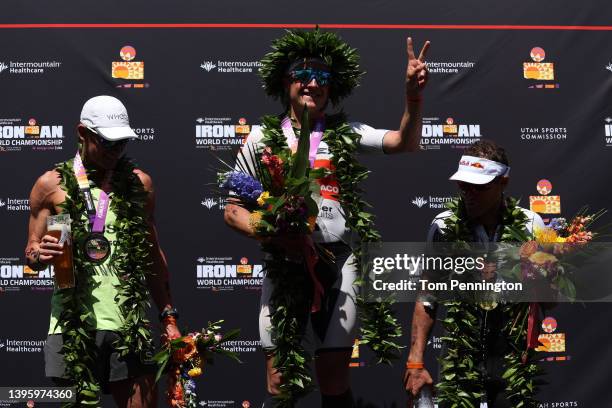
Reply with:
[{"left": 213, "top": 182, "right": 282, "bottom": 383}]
[
  {"left": 55, "top": 157, "right": 153, "bottom": 406},
  {"left": 259, "top": 28, "right": 364, "bottom": 106},
  {"left": 436, "top": 196, "right": 543, "bottom": 408},
  {"left": 259, "top": 113, "right": 402, "bottom": 406}
]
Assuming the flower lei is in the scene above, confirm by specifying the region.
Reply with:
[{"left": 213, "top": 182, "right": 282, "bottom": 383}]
[
  {"left": 55, "top": 157, "right": 154, "bottom": 406},
  {"left": 259, "top": 113, "right": 402, "bottom": 406},
  {"left": 435, "top": 196, "right": 543, "bottom": 407}
]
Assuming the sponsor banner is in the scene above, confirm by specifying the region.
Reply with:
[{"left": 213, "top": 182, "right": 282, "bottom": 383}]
[
  {"left": 195, "top": 117, "right": 250, "bottom": 151},
  {"left": 425, "top": 60, "right": 475, "bottom": 75},
  {"left": 111, "top": 45, "right": 149, "bottom": 89},
  {"left": 0, "top": 257, "right": 54, "bottom": 293},
  {"left": 0, "top": 60, "right": 61, "bottom": 75},
  {"left": 0, "top": 197, "right": 30, "bottom": 212},
  {"left": 0, "top": 118, "right": 64, "bottom": 152},
  {"left": 411, "top": 195, "right": 453, "bottom": 210},
  {"left": 536, "top": 316, "right": 571, "bottom": 362},
  {"left": 420, "top": 117, "right": 482, "bottom": 150},
  {"left": 200, "top": 59, "right": 262, "bottom": 74},
  {"left": 529, "top": 179, "right": 561, "bottom": 221},
  {"left": 523, "top": 47, "right": 559, "bottom": 89},
  {"left": 201, "top": 196, "right": 227, "bottom": 211},
  {"left": 196, "top": 256, "right": 262, "bottom": 291},
  {"left": 520, "top": 126, "right": 567, "bottom": 142},
  {"left": 0, "top": 338, "right": 46, "bottom": 353}
]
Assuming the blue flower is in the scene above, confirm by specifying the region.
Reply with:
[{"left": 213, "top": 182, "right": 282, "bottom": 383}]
[
  {"left": 219, "top": 171, "right": 263, "bottom": 203},
  {"left": 548, "top": 218, "right": 567, "bottom": 232}
]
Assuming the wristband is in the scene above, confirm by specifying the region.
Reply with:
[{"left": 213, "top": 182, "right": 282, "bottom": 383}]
[{"left": 406, "top": 361, "right": 424, "bottom": 369}]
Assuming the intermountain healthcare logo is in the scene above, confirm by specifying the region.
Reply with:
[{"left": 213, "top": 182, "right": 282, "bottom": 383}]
[
  {"left": 411, "top": 195, "right": 453, "bottom": 210},
  {"left": 605, "top": 117, "right": 612, "bottom": 147},
  {"left": 523, "top": 47, "right": 559, "bottom": 89},
  {"left": 535, "top": 316, "right": 570, "bottom": 362},
  {"left": 221, "top": 339, "right": 260, "bottom": 354},
  {"left": 0, "top": 257, "right": 54, "bottom": 292},
  {"left": 425, "top": 60, "right": 475, "bottom": 74},
  {"left": 200, "top": 59, "right": 262, "bottom": 73},
  {"left": 201, "top": 196, "right": 227, "bottom": 211},
  {"left": 0, "top": 118, "right": 64, "bottom": 152},
  {"left": 0, "top": 197, "right": 29, "bottom": 211},
  {"left": 0, "top": 60, "right": 61, "bottom": 75},
  {"left": 195, "top": 117, "right": 251, "bottom": 151},
  {"left": 111, "top": 45, "right": 148, "bottom": 89},
  {"left": 0, "top": 338, "right": 46, "bottom": 353},
  {"left": 520, "top": 126, "right": 567, "bottom": 141},
  {"left": 529, "top": 179, "right": 561, "bottom": 222},
  {"left": 420, "top": 117, "right": 482, "bottom": 150},
  {"left": 196, "top": 256, "right": 263, "bottom": 291}
]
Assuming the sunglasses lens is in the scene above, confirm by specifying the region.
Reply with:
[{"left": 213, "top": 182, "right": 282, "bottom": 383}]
[{"left": 291, "top": 69, "right": 331, "bottom": 85}]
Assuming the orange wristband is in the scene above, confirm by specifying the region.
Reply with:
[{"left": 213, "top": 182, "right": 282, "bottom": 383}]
[{"left": 406, "top": 361, "right": 424, "bottom": 369}]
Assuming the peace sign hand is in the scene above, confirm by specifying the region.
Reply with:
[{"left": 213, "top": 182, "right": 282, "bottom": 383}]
[{"left": 406, "top": 37, "right": 431, "bottom": 98}]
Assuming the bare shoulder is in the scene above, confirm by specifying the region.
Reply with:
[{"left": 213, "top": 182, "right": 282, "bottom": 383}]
[
  {"left": 30, "top": 170, "right": 63, "bottom": 211},
  {"left": 133, "top": 168, "right": 154, "bottom": 192},
  {"left": 32, "top": 170, "right": 61, "bottom": 196}
]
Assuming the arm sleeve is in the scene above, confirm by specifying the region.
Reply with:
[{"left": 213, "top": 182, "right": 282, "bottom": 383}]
[{"left": 350, "top": 122, "right": 388, "bottom": 154}]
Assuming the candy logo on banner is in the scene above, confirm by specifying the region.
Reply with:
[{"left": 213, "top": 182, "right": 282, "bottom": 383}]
[
  {"left": 536, "top": 316, "right": 571, "bottom": 361},
  {"left": 112, "top": 45, "right": 148, "bottom": 88},
  {"left": 523, "top": 47, "right": 560, "bottom": 89},
  {"left": 349, "top": 339, "right": 366, "bottom": 368},
  {"left": 530, "top": 179, "right": 561, "bottom": 223},
  {"left": 0, "top": 257, "right": 54, "bottom": 293},
  {"left": 420, "top": 117, "right": 482, "bottom": 150},
  {"left": 200, "top": 59, "right": 262, "bottom": 74},
  {"left": 0, "top": 118, "right": 64, "bottom": 152},
  {"left": 196, "top": 256, "right": 263, "bottom": 291},
  {"left": 195, "top": 117, "right": 250, "bottom": 150}
]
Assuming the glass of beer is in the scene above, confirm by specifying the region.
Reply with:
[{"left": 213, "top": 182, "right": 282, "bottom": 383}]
[{"left": 46, "top": 214, "right": 75, "bottom": 289}]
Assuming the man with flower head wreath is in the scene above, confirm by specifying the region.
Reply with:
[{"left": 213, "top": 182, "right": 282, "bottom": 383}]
[{"left": 224, "top": 29, "right": 430, "bottom": 407}]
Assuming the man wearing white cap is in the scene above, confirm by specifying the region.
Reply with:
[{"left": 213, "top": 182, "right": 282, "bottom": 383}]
[
  {"left": 403, "top": 140, "right": 545, "bottom": 407},
  {"left": 25, "top": 95, "right": 180, "bottom": 406}
]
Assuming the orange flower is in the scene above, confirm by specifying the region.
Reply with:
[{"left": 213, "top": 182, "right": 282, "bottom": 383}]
[
  {"left": 519, "top": 241, "right": 538, "bottom": 259},
  {"left": 172, "top": 336, "right": 197, "bottom": 363}
]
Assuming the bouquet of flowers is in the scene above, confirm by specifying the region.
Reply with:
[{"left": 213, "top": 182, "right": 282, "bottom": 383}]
[
  {"left": 517, "top": 209, "right": 605, "bottom": 301},
  {"left": 153, "top": 320, "right": 240, "bottom": 408},
  {"left": 218, "top": 108, "right": 323, "bottom": 239}
]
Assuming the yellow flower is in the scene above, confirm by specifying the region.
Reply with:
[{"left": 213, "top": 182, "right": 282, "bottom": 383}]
[
  {"left": 534, "top": 227, "right": 559, "bottom": 243},
  {"left": 188, "top": 367, "right": 202, "bottom": 377},
  {"left": 528, "top": 251, "right": 558, "bottom": 265},
  {"left": 555, "top": 236, "right": 567, "bottom": 243},
  {"left": 248, "top": 211, "right": 263, "bottom": 231},
  {"left": 257, "top": 191, "right": 270, "bottom": 207}
]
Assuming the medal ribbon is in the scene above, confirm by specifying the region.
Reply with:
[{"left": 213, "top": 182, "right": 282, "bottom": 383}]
[
  {"left": 73, "top": 152, "right": 111, "bottom": 233},
  {"left": 281, "top": 116, "right": 325, "bottom": 167}
]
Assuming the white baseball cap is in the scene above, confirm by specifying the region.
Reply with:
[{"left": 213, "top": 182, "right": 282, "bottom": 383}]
[
  {"left": 449, "top": 155, "right": 510, "bottom": 184},
  {"left": 80, "top": 95, "right": 138, "bottom": 141}
]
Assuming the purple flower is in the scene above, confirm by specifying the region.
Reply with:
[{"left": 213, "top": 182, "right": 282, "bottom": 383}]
[
  {"left": 219, "top": 171, "right": 263, "bottom": 202},
  {"left": 548, "top": 218, "right": 568, "bottom": 232},
  {"left": 185, "top": 379, "right": 196, "bottom": 393}
]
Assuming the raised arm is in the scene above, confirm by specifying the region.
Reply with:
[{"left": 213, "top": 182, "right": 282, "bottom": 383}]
[{"left": 383, "top": 37, "right": 430, "bottom": 154}]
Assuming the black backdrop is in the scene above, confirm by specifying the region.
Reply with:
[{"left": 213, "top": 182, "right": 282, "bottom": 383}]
[{"left": 1, "top": 2, "right": 612, "bottom": 407}]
